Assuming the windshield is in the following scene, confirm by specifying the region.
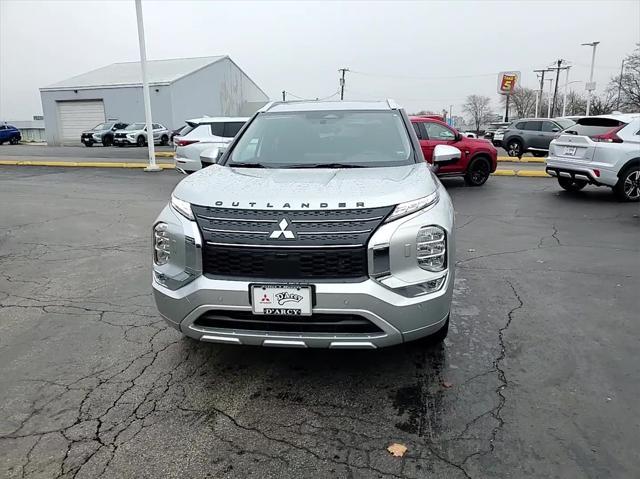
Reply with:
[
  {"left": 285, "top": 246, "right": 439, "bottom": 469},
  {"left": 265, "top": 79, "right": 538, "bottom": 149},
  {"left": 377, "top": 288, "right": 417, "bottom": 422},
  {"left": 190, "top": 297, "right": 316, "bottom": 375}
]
[
  {"left": 228, "top": 110, "right": 413, "bottom": 168},
  {"left": 555, "top": 118, "right": 576, "bottom": 130},
  {"left": 93, "top": 123, "right": 106, "bottom": 130},
  {"left": 125, "top": 123, "right": 145, "bottom": 130}
]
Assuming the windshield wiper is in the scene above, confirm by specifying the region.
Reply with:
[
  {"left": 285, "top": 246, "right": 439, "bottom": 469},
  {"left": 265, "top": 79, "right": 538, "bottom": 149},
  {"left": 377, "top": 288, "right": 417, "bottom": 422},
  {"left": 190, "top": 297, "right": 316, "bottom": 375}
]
[
  {"left": 227, "top": 162, "right": 269, "bottom": 168},
  {"left": 286, "top": 163, "right": 366, "bottom": 169}
]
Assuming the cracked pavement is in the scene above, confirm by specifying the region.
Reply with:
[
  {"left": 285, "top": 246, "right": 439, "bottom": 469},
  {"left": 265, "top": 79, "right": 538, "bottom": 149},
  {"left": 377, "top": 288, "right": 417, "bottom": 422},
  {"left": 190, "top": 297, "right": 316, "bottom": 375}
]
[{"left": 1, "top": 167, "right": 638, "bottom": 478}]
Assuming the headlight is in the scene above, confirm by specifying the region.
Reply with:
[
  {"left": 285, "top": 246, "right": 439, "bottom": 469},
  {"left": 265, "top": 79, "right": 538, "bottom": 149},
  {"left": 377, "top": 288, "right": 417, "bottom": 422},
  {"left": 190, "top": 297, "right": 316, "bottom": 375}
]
[
  {"left": 385, "top": 192, "right": 439, "bottom": 223},
  {"left": 416, "top": 225, "right": 446, "bottom": 271},
  {"left": 153, "top": 223, "right": 170, "bottom": 265},
  {"left": 170, "top": 194, "right": 194, "bottom": 220}
]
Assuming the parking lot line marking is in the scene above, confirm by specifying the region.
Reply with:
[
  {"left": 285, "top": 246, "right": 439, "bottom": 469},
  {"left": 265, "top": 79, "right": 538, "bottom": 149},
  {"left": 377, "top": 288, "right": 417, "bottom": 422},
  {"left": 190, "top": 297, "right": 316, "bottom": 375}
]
[
  {"left": 155, "top": 152, "right": 175, "bottom": 157},
  {"left": 0, "top": 160, "right": 175, "bottom": 169},
  {"left": 492, "top": 169, "right": 516, "bottom": 176}
]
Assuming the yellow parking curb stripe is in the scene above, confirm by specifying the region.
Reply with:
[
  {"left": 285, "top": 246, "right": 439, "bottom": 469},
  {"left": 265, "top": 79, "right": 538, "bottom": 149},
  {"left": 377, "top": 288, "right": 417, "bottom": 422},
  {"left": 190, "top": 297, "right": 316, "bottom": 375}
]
[
  {"left": 493, "top": 169, "right": 516, "bottom": 176},
  {"left": 497, "top": 157, "right": 546, "bottom": 163},
  {"left": 155, "top": 152, "right": 175, "bottom": 157},
  {"left": 0, "top": 160, "right": 175, "bottom": 169},
  {"left": 516, "top": 170, "right": 550, "bottom": 177}
]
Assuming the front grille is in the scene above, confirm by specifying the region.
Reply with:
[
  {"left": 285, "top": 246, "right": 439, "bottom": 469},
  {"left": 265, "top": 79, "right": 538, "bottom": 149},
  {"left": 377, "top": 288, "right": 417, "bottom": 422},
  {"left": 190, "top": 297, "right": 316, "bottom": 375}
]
[
  {"left": 202, "top": 245, "right": 367, "bottom": 279},
  {"left": 194, "top": 310, "right": 383, "bottom": 334},
  {"left": 193, "top": 205, "right": 393, "bottom": 280},
  {"left": 115, "top": 133, "right": 127, "bottom": 138}
]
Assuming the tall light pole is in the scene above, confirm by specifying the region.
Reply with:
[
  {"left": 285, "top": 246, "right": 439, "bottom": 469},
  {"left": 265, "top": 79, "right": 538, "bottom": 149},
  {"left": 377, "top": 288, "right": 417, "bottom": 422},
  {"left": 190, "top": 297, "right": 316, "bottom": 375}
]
[
  {"left": 546, "top": 78, "right": 554, "bottom": 118},
  {"left": 561, "top": 66, "right": 571, "bottom": 117},
  {"left": 582, "top": 41, "right": 600, "bottom": 116},
  {"left": 135, "top": 0, "right": 160, "bottom": 172}
]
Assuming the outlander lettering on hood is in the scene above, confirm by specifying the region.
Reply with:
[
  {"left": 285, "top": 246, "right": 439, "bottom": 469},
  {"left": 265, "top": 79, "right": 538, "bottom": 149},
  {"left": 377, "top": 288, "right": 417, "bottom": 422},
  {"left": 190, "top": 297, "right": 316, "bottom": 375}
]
[{"left": 206, "top": 200, "right": 366, "bottom": 209}]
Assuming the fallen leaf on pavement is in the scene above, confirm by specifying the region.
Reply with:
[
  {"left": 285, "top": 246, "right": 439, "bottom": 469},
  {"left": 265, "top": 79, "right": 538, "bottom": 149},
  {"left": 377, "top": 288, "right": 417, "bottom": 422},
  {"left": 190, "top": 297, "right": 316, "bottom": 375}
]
[{"left": 387, "top": 443, "right": 407, "bottom": 457}]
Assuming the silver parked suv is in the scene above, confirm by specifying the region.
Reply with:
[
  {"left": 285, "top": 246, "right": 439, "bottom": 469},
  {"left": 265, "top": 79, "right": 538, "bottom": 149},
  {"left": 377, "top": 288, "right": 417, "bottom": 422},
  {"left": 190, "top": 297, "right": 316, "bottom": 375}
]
[{"left": 152, "top": 100, "right": 456, "bottom": 348}]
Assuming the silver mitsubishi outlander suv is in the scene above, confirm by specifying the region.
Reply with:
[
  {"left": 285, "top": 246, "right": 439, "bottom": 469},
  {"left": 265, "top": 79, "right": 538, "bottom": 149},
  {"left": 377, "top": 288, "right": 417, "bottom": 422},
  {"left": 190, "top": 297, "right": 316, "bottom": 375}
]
[{"left": 152, "top": 100, "right": 457, "bottom": 349}]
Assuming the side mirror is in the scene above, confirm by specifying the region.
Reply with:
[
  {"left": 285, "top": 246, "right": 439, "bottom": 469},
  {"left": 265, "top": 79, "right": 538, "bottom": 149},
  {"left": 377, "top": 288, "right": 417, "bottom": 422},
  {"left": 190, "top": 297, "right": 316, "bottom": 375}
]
[
  {"left": 433, "top": 144, "right": 462, "bottom": 164},
  {"left": 455, "top": 132, "right": 462, "bottom": 141},
  {"left": 552, "top": 128, "right": 560, "bottom": 132},
  {"left": 200, "top": 146, "right": 226, "bottom": 168}
]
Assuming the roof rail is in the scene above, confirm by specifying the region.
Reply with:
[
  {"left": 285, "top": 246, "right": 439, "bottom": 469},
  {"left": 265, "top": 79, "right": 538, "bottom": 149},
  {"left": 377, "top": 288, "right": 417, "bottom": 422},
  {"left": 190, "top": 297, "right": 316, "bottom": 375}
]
[{"left": 386, "top": 98, "right": 400, "bottom": 109}]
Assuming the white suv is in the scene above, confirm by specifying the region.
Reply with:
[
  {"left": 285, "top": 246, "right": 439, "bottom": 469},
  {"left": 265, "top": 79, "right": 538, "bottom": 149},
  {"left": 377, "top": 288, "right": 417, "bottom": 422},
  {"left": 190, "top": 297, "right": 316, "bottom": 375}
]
[
  {"left": 546, "top": 114, "right": 640, "bottom": 201},
  {"left": 174, "top": 117, "right": 247, "bottom": 172}
]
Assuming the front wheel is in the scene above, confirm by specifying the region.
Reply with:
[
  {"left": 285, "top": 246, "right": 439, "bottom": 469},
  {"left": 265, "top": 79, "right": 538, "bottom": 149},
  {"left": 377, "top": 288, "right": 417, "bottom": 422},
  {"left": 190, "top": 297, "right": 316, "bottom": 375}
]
[
  {"left": 506, "top": 139, "right": 522, "bottom": 158},
  {"left": 84, "top": 141, "right": 94, "bottom": 147},
  {"left": 464, "top": 157, "right": 491, "bottom": 186},
  {"left": 102, "top": 136, "right": 113, "bottom": 147},
  {"left": 136, "top": 136, "right": 146, "bottom": 147},
  {"left": 9, "top": 136, "right": 20, "bottom": 145},
  {"left": 614, "top": 166, "right": 640, "bottom": 202},
  {"left": 160, "top": 135, "right": 169, "bottom": 146},
  {"left": 558, "top": 176, "right": 587, "bottom": 192}
]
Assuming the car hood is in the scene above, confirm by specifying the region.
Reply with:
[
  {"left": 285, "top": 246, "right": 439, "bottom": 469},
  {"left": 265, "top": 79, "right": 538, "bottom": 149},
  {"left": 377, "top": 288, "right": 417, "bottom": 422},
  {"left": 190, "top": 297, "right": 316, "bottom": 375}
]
[
  {"left": 173, "top": 162, "right": 439, "bottom": 210},
  {"left": 462, "top": 137, "right": 493, "bottom": 146},
  {"left": 114, "top": 129, "right": 139, "bottom": 134}
]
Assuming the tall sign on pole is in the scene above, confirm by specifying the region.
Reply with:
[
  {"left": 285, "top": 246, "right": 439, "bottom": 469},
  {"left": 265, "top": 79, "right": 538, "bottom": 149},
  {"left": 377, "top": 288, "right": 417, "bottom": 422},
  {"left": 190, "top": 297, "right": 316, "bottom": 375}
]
[
  {"left": 135, "top": 0, "right": 160, "bottom": 172},
  {"left": 497, "top": 71, "right": 520, "bottom": 122}
]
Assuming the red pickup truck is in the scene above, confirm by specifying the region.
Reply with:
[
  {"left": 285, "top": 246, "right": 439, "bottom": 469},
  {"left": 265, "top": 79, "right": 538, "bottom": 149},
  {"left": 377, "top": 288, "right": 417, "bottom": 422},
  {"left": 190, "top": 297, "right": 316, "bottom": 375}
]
[{"left": 410, "top": 116, "right": 497, "bottom": 186}]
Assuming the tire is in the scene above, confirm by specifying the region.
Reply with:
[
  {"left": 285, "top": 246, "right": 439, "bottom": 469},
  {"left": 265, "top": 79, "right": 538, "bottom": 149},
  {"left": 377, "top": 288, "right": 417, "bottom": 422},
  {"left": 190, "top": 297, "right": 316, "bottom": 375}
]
[
  {"left": 160, "top": 135, "right": 169, "bottom": 146},
  {"left": 136, "top": 136, "right": 146, "bottom": 147},
  {"left": 614, "top": 165, "right": 640, "bottom": 202},
  {"left": 84, "top": 141, "right": 94, "bottom": 147},
  {"left": 9, "top": 136, "right": 20, "bottom": 145},
  {"left": 506, "top": 139, "right": 522, "bottom": 158},
  {"left": 464, "top": 157, "right": 491, "bottom": 187},
  {"left": 102, "top": 135, "right": 113, "bottom": 147},
  {"left": 558, "top": 176, "right": 587, "bottom": 192},
  {"left": 532, "top": 151, "right": 546, "bottom": 158}
]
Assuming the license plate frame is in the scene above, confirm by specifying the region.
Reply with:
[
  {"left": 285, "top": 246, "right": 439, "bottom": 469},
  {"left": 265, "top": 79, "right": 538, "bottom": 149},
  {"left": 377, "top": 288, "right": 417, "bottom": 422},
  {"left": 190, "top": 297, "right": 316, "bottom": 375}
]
[
  {"left": 563, "top": 146, "right": 577, "bottom": 156},
  {"left": 250, "top": 284, "right": 313, "bottom": 316}
]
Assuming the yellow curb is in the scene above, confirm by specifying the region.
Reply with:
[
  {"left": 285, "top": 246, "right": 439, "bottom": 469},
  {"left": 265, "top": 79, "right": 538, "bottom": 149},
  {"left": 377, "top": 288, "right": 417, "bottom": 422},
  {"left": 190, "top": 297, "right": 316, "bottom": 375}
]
[
  {"left": 493, "top": 169, "right": 516, "bottom": 176},
  {"left": 155, "top": 152, "right": 175, "bottom": 157},
  {"left": 516, "top": 170, "right": 551, "bottom": 177},
  {"left": 0, "top": 160, "right": 175, "bottom": 169},
  {"left": 497, "top": 156, "right": 546, "bottom": 163}
]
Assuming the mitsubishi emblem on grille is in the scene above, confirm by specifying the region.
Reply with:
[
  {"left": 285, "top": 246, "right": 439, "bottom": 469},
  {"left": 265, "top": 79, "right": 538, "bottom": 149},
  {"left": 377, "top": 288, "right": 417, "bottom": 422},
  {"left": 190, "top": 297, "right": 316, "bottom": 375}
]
[{"left": 270, "top": 219, "right": 295, "bottom": 239}]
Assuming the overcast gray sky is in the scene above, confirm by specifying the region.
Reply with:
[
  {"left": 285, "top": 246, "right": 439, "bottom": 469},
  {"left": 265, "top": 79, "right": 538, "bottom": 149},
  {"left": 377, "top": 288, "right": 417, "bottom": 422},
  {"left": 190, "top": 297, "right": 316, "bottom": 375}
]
[{"left": 1, "top": 0, "right": 638, "bottom": 120}]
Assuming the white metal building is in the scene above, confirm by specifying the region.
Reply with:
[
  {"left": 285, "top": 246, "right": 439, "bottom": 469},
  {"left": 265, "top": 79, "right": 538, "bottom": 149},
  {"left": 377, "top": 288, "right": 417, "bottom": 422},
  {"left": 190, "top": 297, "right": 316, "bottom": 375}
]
[{"left": 40, "top": 56, "right": 269, "bottom": 145}]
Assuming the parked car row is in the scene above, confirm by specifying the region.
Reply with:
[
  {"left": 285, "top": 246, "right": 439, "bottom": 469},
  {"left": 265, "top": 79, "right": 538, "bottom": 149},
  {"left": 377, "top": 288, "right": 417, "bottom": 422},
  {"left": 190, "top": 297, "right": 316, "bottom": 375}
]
[{"left": 81, "top": 121, "right": 171, "bottom": 147}]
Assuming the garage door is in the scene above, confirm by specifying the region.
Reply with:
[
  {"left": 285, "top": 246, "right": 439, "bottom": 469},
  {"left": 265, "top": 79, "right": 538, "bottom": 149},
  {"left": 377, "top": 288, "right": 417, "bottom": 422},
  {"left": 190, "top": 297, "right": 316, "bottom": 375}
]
[{"left": 58, "top": 100, "right": 105, "bottom": 144}]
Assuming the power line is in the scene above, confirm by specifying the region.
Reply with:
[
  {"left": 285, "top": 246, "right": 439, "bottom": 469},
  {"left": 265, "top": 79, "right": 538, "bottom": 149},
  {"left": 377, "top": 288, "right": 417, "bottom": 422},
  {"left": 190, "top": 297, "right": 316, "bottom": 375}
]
[{"left": 349, "top": 70, "right": 497, "bottom": 81}]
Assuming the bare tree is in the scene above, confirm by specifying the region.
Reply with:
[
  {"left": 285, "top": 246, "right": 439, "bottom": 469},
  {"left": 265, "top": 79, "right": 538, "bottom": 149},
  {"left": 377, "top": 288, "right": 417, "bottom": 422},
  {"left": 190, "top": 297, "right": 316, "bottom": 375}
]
[
  {"left": 611, "top": 44, "right": 640, "bottom": 111},
  {"left": 589, "top": 87, "right": 619, "bottom": 115},
  {"left": 463, "top": 95, "right": 492, "bottom": 133},
  {"left": 500, "top": 87, "right": 537, "bottom": 119},
  {"left": 564, "top": 91, "right": 587, "bottom": 116}
]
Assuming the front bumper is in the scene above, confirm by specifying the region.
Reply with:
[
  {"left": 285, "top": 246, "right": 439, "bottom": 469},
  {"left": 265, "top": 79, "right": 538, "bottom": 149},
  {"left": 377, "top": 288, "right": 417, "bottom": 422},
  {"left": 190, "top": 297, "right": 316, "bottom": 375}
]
[
  {"left": 113, "top": 137, "right": 136, "bottom": 145},
  {"left": 153, "top": 274, "right": 452, "bottom": 348},
  {"left": 545, "top": 156, "right": 618, "bottom": 187},
  {"left": 151, "top": 186, "right": 455, "bottom": 348}
]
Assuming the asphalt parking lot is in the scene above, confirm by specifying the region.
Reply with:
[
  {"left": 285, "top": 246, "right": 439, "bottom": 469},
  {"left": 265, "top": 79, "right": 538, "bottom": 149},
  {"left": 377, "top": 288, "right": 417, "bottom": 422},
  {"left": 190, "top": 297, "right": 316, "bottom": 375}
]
[{"left": 1, "top": 167, "right": 638, "bottom": 478}]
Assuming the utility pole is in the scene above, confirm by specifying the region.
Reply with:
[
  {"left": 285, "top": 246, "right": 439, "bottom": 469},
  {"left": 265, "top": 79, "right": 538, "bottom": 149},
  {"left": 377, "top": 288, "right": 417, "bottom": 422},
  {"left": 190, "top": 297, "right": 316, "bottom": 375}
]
[
  {"left": 551, "top": 59, "right": 564, "bottom": 117},
  {"left": 582, "top": 41, "right": 600, "bottom": 116},
  {"left": 616, "top": 59, "right": 625, "bottom": 111},
  {"left": 546, "top": 78, "right": 554, "bottom": 118},
  {"left": 534, "top": 68, "right": 552, "bottom": 117},
  {"left": 449, "top": 104, "right": 453, "bottom": 126},
  {"left": 135, "top": 0, "right": 160, "bottom": 172},
  {"left": 504, "top": 94, "right": 510, "bottom": 122},
  {"left": 339, "top": 68, "right": 349, "bottom": 100},
  {"left": 562, "top": 66, "right": 572, "bottom": 117},
  {"left": 282, "top": 90, "right": 286, "bottom": 101}
]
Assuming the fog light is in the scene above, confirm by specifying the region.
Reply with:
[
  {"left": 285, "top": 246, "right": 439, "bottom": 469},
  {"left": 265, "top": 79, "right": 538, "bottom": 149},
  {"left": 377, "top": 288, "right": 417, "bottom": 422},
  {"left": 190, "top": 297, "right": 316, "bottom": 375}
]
[
  {"left": 417, "top": 226, "right": 446, "bottom": 272},
  {"left": 154, "top": 222, "right": 170, "bottom": 265},
  {"left": 396, "top": 274, "right": 447, "bottom": 297}
]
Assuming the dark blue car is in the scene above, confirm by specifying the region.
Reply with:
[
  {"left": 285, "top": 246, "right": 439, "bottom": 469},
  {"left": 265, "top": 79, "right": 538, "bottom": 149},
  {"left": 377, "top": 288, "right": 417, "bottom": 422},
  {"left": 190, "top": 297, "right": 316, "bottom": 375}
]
[{"left": 0, "top": 124, "right": 21, "bottom": 145}]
